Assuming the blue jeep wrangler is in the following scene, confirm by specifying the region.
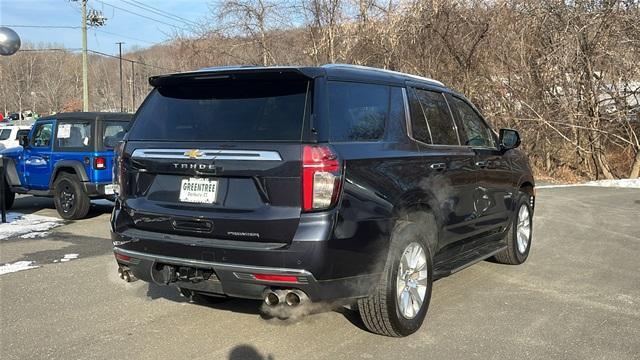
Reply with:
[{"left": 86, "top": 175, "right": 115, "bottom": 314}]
[{"left": 1, "top": 112, "right": 131, "bottom": 219}]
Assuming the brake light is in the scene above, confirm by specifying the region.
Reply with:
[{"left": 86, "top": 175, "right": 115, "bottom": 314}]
[
  {"left": 302, "top": 145, "right": 342, "bottom": 212},
  {"left": 253, "top": 274, "right": 299, "bottom": 283},
  {"left": 94, "top": 156, "right": 106, "bottom": 170},
  {"left": 115, "top": 253, "right": 131, "bottom": 262}
]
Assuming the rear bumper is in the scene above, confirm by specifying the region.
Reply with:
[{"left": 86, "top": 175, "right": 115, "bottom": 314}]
[
  {"left": 83, "top": 182, "right": 116, "bottom": 197},
  {"left": 113, "top": 246, "right": 380, "bottom": 302}
]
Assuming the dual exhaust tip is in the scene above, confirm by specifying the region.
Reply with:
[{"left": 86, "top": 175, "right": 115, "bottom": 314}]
[{"left": 264, "top": 289, "right": 308, "bottom": 307}]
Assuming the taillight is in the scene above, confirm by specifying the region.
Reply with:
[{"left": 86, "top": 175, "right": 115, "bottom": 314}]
[
  {"left": 302, "top": 145, "right": 342, "bottom": 212},
  {"left": 94, "top": 156, "right": 106, "bottom": 170}
]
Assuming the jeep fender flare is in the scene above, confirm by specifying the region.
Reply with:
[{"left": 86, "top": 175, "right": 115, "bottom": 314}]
[
  {"left": 50, "top": 160, "right": 89, "bottom": 188},
  {"left": 2, "top": 157, "right": 22, "bottom": 186}
]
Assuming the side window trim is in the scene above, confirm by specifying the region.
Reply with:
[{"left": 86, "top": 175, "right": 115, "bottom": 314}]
[
  {"left": 403, "top": 87, "right": 433, "bottom": 145},
  {"left": 449, "top": 94, "right": 498, "bottom": 150}
]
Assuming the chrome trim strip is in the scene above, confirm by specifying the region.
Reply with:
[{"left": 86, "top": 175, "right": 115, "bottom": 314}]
[
  {"left": 131, "top": 148, "right": 282, "bottom": 161},
  {"left": 113, "top": 247, "right": 313, "bottom": 276}
]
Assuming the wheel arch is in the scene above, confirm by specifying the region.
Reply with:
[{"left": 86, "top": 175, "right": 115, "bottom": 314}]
[
  {"left": 50, "top": 160, "right": 89, "bottom": 189},
  {"left": 392, "top": 189, "right": 441, "bottom": 254}
]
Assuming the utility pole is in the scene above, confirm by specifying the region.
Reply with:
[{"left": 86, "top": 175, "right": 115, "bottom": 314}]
[
  {"left": 130, "top": 61, "right": 135, "bottom": 111},
  {"left": 74, "top": 0, "right": 106, "bottom": 112},
  {"left": 81, "top": 0, "right": 89, "bottom": 111},
  {"left": 117, "top": 42, "right": 124, "bottom": 112}
]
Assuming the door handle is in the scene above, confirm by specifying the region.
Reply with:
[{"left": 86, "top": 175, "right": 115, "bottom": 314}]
[
  {"left": 475, "top": 160, "right": 488, "bottom": 168},
  {"left": 430, "top": 162, "right": 446, "bottom": 171}
]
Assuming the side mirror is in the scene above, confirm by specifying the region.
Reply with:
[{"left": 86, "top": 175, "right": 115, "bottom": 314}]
[
  {"left": 19, "top": 134, "right": 29, "bottom": 147},
  {"left": 499, "top": 128, "right": 520, "bottom": 151}
]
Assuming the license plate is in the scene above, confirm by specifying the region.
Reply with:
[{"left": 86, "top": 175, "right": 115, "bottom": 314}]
[
  {"left": 179, "top": 178, "right": 218, "bottom": 204},
  {"left": 104, "top": 184, "right": 116, "bottom": 195}
]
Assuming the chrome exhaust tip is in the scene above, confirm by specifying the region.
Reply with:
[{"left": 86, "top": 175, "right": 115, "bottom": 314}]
[
  {"left": 264, "top": 291, "right": 280, "bottom": 306},
  {"left": 285, "top": 290, "right": 309, "bottom": 307},
  {"left": 285, "top": 291, "right": 301, "bottom": 306}
]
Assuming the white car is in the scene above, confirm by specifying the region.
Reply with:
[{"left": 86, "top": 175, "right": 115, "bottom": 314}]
[{"left": 0, "top": 125, "right": 31, "bottom": 149}]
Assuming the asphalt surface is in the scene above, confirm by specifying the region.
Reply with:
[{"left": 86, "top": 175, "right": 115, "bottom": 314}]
[{"left": 1, "top": 187, "right": 639, "bottom": 360}]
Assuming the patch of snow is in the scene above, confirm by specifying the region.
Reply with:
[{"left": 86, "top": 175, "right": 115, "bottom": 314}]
[
  {"left": 59, "top": 253, "right": 79, "bottom": 262},
  {"left": 0, "top": 213, "right": 63, "bottom": 240},
  {"left": 537, "top": 178, "right": 640, "bottom": 189},
  {"left": 584, "top": 178, "right": 640, "bottom": 188},
  {"left": 0, "top": 261, "right": 40, "bottom": 275},
  {"left": 20, "top": 231, "right": 50, "bottom": 239}
]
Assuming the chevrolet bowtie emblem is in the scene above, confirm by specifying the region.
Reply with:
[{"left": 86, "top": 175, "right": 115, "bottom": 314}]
[{"left": 184, "top": 149, "right": 204, "bottom": 159}]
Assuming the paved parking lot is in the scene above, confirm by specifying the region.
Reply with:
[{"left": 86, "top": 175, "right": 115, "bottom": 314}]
[{"left": 1, "top": 186, "right": 639, "bottom": 360}]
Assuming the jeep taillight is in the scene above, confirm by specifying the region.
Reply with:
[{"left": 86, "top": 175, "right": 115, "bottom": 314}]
[
  {"left": 302, "top": 145, "right": 342, "bottom": 212},
  {"left": 93, "top": 156, "right": 106, "bottom": 170}
]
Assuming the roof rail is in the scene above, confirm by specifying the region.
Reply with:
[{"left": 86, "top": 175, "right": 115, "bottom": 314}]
[{"left": 322, "top": 64, "right": 445, "bottom": 87}]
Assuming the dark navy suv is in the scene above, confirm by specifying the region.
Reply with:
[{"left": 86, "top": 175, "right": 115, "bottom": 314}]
[{"left": 111, "top": 65, "right": 535, "bottom": 337}]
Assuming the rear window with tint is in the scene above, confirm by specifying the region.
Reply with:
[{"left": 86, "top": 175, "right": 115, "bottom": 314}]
[
  {"left": 328, "top": 81, "right": 388, "bottom": 141},
  {"left": 128, "top": 80, "right": 310, "bottom": 141},
  {"left": 0, "top": 129, "right": 11, "bottom": 140}
]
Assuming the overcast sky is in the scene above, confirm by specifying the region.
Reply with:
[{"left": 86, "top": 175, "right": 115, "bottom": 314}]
[{"left": 1, "top": 0, "right": 209, "bottom": 54}]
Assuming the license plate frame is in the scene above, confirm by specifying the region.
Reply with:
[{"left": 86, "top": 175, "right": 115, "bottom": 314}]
[{"left": 179, "top": 177, "right": 219, "bottom": 204}]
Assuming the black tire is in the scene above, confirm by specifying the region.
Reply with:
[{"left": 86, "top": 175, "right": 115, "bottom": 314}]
[
  {"left": 494, "top": 193, "right": 533, "bottom": 265},
  {"left": 53, "top": 173, "right": 90, "bottom": 220},
  {"left": 357, "top": 219, "right": 434, "bottom": 337},
  {"left": 179, "top": 287, "right": 228, "bottom": 304},
  {"left": 3, "top": 180, "right": 15, "bottom": 210}
]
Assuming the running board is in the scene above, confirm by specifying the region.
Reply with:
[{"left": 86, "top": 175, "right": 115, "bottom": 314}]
[{"left": 433, "top": 243, "right": 507, "bottom": 279}]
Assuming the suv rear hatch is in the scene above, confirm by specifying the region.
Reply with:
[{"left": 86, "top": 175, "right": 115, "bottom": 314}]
[{"left": 118, "top": 70, "right": 315, "bottom": 245}]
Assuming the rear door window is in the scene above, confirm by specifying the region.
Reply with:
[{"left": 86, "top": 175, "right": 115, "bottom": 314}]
[
  {"left": 411, "top": 88, "right": 459, "bottom": 145},
  {"left": 407, "top": 89, "right": 432, "bottom": 144},
  {"left": 327, "top": 81, "right": 388, "bottom": 141},
  {"left": 56, "top": 122, "right": 92, "bottom": 150},
  {"left": 128, "top": 79, "right": 310, "bottom": 141}
]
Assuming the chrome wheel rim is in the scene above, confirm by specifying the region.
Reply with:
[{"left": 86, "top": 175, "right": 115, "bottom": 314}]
[
  {"left": 396, "top": 242, "right": 428, "bottom": 320},
  {"left": 516, "top": 204, "right": 531, "bottom": 254}
]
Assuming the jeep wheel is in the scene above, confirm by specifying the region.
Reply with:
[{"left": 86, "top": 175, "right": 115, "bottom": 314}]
[
  {"left": 494, "top": 193, "right": 533, "bottom": 265},
  {"left": 357, "top": 220, "right": 434, "bottom": 337},
  {"left": 53, "top": 173, "right": 90, "bottom": 220},
  {"left": 3, "top": 180, "right": 15, "bottom": 210}
]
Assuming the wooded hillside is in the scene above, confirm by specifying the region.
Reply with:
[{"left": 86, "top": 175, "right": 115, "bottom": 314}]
[{"left": 1, "top": 0, "right": 638, "bottom": 180}]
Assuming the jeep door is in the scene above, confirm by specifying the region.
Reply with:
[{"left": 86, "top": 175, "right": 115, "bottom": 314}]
[
  {"left": 24, "top": 121, "right": 54, "bottom": 190},
  {"left": 446, "top": 94, "right": 513, "bottom": 233},
  {"left": 406, "top": 86, "right": 477, "bottom": 250}
]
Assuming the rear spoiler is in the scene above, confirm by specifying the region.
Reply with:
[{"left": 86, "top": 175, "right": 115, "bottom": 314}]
[{"left": 149, "top": 67, "right": 323, "bottom": 88}]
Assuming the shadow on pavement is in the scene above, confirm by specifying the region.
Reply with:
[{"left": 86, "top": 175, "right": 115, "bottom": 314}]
[
  {"left": 11, "top": 195, "right": 113, "bottom": 219},
  {"left": 228, "top": 344, "right": 274, "bottom": 360},
  {"left": 144, "top": 282, "right": 368, "bottom": 329}
]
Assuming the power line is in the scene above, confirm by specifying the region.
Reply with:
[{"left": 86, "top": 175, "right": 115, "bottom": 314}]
[
  {"left": 15, "top": 47, "right": 178, "bottom": 72},
  {"left": 94, "top": 0, "right": 190, "bottom": 31},
  {"left": 117, "top": 0, "right": 200, "bottom": 27},
  {"left": 0, "top": 24, "right": 80, "bottom": 29},
  {"left": 91, "top": 28, "right": 156, "bottom": 45}
]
